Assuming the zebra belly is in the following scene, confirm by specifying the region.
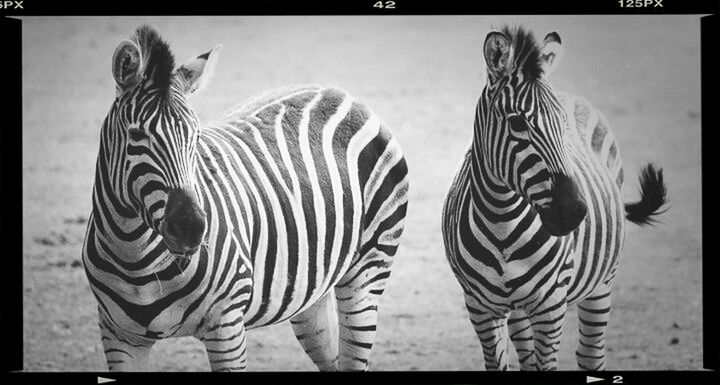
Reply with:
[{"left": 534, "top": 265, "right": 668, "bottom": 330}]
[
  {"left": 242, "top": 238, "right": 361, "bottom": 330},
  {"left": 196, "top": 169, "right": 364, "bottom": 331}
]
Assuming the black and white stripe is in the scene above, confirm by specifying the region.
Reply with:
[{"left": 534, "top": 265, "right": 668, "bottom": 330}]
[
  {"left": 442, "top": 25, "right": 667, "bottom": 371},
  {"left": 83, "top": 25, "right": 408, "bottom": 372}
]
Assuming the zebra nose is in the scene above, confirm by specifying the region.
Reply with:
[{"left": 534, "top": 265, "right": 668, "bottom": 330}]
[{"left": 162, "top": 187, "right": 206, "bottom": 252}]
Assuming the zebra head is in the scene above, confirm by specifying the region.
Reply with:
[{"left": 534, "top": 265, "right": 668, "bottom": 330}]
[
  {"left": 106, "top": 25, "right": 222, "bottom": 255},
  {"left": 480, "top": 26, "right": 587, "bottom": 236}
]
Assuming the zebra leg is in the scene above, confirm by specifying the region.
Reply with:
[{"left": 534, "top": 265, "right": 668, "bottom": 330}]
[
  {"left": 528, "top": 297, "right": 568, "bottom": 370},
  {"left": 464, "top": 295, "right": 509, "bottom": 370},
  {"left": 99, "top": 317, "right": 154, "bottom": 371},
  {"left": 200, "top": 313, "right": 249, "bottom": 372},
  {"left": 576, "top": 284, "right": 612, "bottom": 370},
  {"left": 508, "top": 310, "right": 536, "bottom": 370},
  {"left": 290, "top": 292, "right": 339, "bottom": 371},
  {"left": 333, "top": 253, "right": 396, "bottom": 371}
]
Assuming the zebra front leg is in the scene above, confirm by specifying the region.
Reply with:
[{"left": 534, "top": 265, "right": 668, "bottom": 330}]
[
  {"left": 508, "top": 310, "right": 536, "bottom": 370},
  {"left": 99, "top": 316, "right": 154, "bottom": 371},
  {"left": 290, "top": 292, "right": 339, "bottom": 371},
  {"left": 527, "top": 296, "right": 568, "bottom": 370},
  {"left": 576, "top": 284, "right": 612, "bottom": 370},
  {"left": 464, "top": 295, "right": 509, "bottom": 370},
  {"left": 200, "top": 312, "right": 249, "bottom": 372}
]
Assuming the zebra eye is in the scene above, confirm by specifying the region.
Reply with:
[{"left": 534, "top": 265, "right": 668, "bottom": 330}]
[
  {"left": 128, "top": 127, "right": 149, "bottom": 142},
  {"left": 508, "top": 115, "right": 530, "bottom": 138}
]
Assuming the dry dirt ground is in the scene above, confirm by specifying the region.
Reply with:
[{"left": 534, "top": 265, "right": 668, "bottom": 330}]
[{"left": 21, "top": 16, "right": 703, "bottom": 371}]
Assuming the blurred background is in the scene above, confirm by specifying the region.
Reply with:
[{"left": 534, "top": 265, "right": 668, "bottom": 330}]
[{"left": 22, "top": 16, "right": 702, "bottom": 371}]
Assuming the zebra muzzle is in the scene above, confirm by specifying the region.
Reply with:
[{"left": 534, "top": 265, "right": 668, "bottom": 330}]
[
  {"left": 160, "top": 187, "right": 207, "bottom": 254},
  {"left": 537, "top": 173, "right": 587, "bottom": 236}
]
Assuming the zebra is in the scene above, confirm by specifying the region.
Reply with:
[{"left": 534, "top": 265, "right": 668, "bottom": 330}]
[
  {"left": 82, "top": 25, "right": 409, "bottom": 372},
  {"left": 441, "top": 25, "right": 668, "bottom": 371}
]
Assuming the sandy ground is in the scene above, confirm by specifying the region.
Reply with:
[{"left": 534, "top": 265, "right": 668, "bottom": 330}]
[{"left": 21, "top": 16, "right": 703, "bottom": 371}]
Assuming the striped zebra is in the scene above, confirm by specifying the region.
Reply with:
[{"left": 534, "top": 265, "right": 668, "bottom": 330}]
[
  {"left": 82, "top": 25, "right": 409, "bottom": 372},
  {"left": 441, "top": 25, "right": 668, "bottom": 371}
]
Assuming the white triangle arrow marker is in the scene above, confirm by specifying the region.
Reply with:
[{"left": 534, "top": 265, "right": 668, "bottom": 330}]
[
  {"left": 586, "top": 376, "right": 604, "bottom": 383},
  {"left": 98, "top": 377, "right": 116, "bottom": 384}
]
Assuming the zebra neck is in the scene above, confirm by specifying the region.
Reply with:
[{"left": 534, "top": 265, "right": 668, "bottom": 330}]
[
  {"left": 91, "top": 182, "right": 167, "bottom": 266},
  {"left": 468, "top": 127, "right": 530, "bottom": 238}
]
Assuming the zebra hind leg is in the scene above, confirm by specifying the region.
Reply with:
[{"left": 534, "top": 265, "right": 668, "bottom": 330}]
[
  {"left": 464, "top": 294, "right": 510, "bottom": 370},
  {"left": 333, "top": 206, "right": 406, "bottom": 371},
  {"left": 508, "top": 310, "right": 536, "bottom": 370},
  {"left": 290, "top": 292, "right": 339, "bottom": 371},
  {"left": 331, "top": 149, "right": 408, "bottom": 371},
  {"left": 576, "top": 284, "right": 612, "bottom": 370},
  {"left": 333, "top": 247, "right": 396, "bottom": 371}
]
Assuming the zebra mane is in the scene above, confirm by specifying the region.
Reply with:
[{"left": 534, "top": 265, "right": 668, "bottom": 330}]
[
  {"left": 132, "top": 25, "right": 176, "bottom": 91},
  {"left": 497, "top": 24, "right": 544, "bottom": 79}
]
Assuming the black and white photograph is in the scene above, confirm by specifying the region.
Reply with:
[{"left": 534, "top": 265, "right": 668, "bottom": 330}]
[{"left": 14, "top": 11, "right": 708, "bottom": 376}]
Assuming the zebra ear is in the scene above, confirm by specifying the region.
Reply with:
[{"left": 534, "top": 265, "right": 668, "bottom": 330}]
[
  {"left": 175, "top": 44, "right": 223, "bottom": 95},
  {"left": 540, "top": 32, "right": 564, "bottom": 77},
  {"left": 112, "top": 39, "right": 144, "bottom": 94},
  {"left": 483, "top": 31, "right": 514, "bottom": 79}
]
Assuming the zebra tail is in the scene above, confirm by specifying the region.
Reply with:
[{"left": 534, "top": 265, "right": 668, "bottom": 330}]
[{"left": 624, "top": 163, "right": 669, "bottom": 226}]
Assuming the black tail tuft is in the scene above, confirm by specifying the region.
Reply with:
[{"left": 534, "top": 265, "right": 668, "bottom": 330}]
[{"left": 625, "top": 163, "right": 668, "bottom": 226}]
